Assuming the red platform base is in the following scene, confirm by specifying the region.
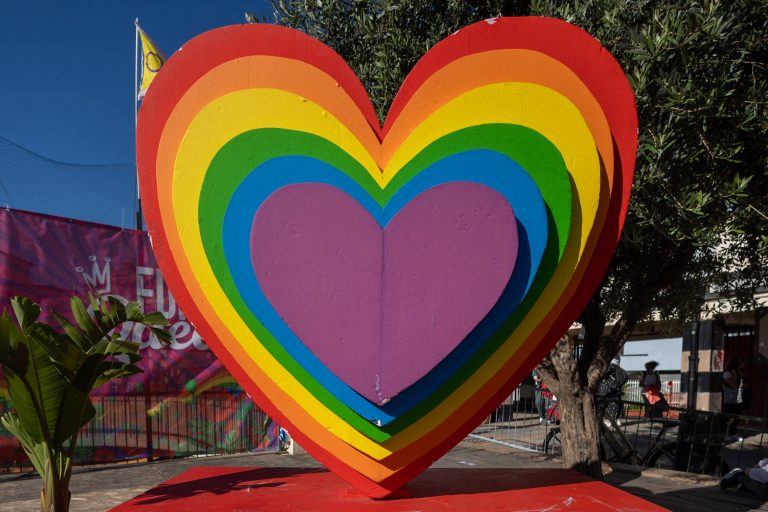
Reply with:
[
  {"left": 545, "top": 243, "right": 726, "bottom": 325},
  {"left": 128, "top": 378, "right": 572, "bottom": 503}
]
[{"left": 111, "top": 466, "right": 668, "bottom": 511}]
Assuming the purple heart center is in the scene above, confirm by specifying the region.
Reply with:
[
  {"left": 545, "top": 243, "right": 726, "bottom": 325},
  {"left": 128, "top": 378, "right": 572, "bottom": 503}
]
[{"left": 250, "top": 182, "right": 518, "bottom": 404}]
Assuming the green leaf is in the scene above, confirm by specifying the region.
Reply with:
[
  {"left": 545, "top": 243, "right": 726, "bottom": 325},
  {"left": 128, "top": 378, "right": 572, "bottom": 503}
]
[
  {"left": 90, "top": 339, "right": 141, "bottom": 362},
  {"left": 6, "top": 339, "right": 30, "bottom": 376},
  {"left": 1, "top": 412, "right": 48, "bottom": 477},
  {"left": 72, "top": 354, "right": 142, "bottom": 391},
  {"left": 52, "top": 312, "right": 89, "bottom": 353},
  {"left": 69, "top": 354, "right": 107, "bottom": 394},
  {"left": 2, "top": 297, "right": 87, "bottom": 445},
  {"left": 52, "top": 387, "right": 95, "bottom": 445},
  {"left": 0, "top": 311, "right": 16, "bottom": 366},
  {"left": 92, "top": 364, "right": 142, "bottom": 389},
  {"left": 28, "top": 323, "right": 81, "bottom": 377},
  {"left": 105, "top": 296, "right": 127, "bottom": 325},
  {"left": 11, "top": 297, "right": 40, "bottom": 331},
  {"left": 3, "top": 338, "right": 64, "bottom": 445},
  {"left": 71, "top": 296, "right": 102, "bottom": 342},
  {"left": 142, "top": 312, "right": 170, "bottom": 326},
  {"left": 87, "top": 293, "right": 109, "bottom": 332},
  {"left": 151, "top": 327, "right": 172, "bottom": 345},
  {"left": 124, "top": 301, "right": 143, "bottom": 322}
]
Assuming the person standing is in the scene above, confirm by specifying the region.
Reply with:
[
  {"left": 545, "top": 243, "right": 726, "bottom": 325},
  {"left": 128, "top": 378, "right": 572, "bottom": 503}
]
[
  {"left": 722, "top": 358, "right": 748, "bottom": 436},
  {"left": 641, "top": 360, "right": 667, "bottom": 418},
  {"left": 722, "top": 359, "right": 745, "bottom": 416},
  {"left": 597, "top": 357, "right": 628, "bottom": 427},
  {"left": 533, "top": 371, "right": 551, "bottom": 424}
]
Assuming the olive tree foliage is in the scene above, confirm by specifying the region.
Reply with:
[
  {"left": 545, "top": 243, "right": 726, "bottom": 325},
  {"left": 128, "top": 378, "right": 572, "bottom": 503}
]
[
  {"left": 265, "top": 0, "right": 768, "bottom": 477},
  {"left": 269, "top": 0, "right": 527, "bottom": 123},
  {"left": 535, "top": 0, "right": 768, "bottom": 334},
  {"left": 530, "top": 0, "right": 767, "bottom": 478}
]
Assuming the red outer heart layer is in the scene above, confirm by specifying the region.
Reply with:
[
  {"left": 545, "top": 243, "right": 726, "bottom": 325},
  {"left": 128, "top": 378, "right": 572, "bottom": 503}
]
[{"left": 137, "top": 17, "right": 637, "bottom": 497}]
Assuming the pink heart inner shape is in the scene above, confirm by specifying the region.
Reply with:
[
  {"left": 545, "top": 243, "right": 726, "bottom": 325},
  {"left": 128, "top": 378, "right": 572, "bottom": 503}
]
[{"left": 250, "top": 182, "right": 518, "bottom": 404}]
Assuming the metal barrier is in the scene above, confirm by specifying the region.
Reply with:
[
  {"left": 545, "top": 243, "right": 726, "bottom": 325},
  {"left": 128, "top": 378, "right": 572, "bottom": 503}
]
[
  {"left": 608, "top": 401, "right": 768, "bottom": 475},
  {"left": 4, "top": 381, "right": 763, "bottom": 478},
  {"left": 0, "top": 391, "right": 279, "bottom": 473},
  {"left": 468, "top": 384, "right": 555, "bottom": 452},
  {"left": 623, "top": 374, "right": 682, "bottom": 407},
  {"left": 469, "top": 384, "right": 768, "bottom": 477}
]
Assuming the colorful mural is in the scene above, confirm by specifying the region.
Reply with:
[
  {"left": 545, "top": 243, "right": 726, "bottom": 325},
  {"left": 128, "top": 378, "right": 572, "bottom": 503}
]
[{"left": 0, "top": 208, "right": 278, "bottom": 468}]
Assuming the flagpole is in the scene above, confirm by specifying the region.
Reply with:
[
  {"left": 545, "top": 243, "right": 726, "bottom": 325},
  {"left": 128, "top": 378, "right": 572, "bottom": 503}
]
[
  {"left": 134, "top": 18, "right": 143, "bottom": 230},
  {"left": 134, "top": 18, "right": 138, "bottom": 129}
]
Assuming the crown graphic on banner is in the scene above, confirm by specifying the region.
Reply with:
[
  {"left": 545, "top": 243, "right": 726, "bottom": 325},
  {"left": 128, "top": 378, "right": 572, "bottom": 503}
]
[{"left": 75, "top": 255, "right": 112, "bottom": 295}]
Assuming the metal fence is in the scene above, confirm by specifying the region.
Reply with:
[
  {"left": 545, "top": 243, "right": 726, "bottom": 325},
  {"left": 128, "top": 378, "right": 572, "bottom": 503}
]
[
  {"left": 469, "top": 384, "right": 768, "bottom": 477},
  {"left": 469, "top": 385, "right": 555, "bottom": 452},
  {"left": 5, "top": 379, "right": 763, "bottom": 479},
  {"left": 623, "top": 373, "right": 682, "bottom": 407},
  {"left": 0, "top": 391, "right": 279, "bottom": 473}
]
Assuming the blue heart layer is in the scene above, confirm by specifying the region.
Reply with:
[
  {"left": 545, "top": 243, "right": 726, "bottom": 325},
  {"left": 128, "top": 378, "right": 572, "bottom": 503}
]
[{"left": 219, "top": 149, "right": 547, "bottom": 426}]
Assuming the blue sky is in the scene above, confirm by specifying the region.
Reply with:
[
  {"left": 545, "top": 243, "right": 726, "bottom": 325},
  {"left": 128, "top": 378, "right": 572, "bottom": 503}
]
[
  {"left": 1, "top": 1, "right": 271, "bottom": 165},
  {"left": 0, "top": 1, "right": 272, "bottom": 226}
]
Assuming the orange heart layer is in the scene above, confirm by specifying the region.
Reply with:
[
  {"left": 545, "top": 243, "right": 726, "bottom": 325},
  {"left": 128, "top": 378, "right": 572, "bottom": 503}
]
[{"left": 137, "top": 17, "right": 637, "bottom": 497}]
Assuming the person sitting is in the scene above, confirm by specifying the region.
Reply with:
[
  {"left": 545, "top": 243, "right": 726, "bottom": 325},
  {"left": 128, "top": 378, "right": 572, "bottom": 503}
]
[{"left": 720, "top": 458, "right": 768, "bottom": 496}]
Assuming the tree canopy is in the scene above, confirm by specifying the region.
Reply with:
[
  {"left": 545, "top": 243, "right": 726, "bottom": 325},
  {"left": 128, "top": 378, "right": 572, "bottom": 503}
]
[
  {"left": 269, "top": 0, "right": 768, "bottom": 475},
  {"left": 271, "top": 0, "right": 767, "bottom": 321},
  {"left": 271, "top": 1, "right": 528, "bottom": 122}
]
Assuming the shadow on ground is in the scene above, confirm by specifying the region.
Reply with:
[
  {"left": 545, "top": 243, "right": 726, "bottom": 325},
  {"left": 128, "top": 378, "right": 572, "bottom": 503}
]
[
  {"left": 606, "top": 469, "right": 768, "bottom": 512},
  {"left": 123, "top": 466, "right": 324, "bottom": 505},
  {"left": 406, "top": 467, "right": 593, "bottom": 497}
]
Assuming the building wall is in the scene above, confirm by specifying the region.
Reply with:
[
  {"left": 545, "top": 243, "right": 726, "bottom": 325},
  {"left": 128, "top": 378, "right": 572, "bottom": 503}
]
[{"left": 620, "top": 337, "right": 682, "bottom": 372}]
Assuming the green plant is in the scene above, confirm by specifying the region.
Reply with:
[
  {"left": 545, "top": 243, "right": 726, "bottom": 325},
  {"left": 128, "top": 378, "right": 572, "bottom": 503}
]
[{"left": 0, "top": 295, "right": 170, "bottom": 512}]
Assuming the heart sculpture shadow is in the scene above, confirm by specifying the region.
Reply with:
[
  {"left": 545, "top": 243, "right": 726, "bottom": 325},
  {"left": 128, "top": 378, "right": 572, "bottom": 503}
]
[{"left": 137, "top": 17, "right": 637, "bottom": 497}]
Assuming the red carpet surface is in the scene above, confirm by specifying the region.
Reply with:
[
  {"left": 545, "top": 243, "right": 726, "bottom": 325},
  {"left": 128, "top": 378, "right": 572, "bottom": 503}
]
[{"left": 110, "top": 466, "right": 669, "bottom": 511}]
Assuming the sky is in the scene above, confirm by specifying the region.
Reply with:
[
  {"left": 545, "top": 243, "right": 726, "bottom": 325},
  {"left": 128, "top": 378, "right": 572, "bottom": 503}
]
[{"left": 1, "top": 0, "right": 272, "bottom": 165}]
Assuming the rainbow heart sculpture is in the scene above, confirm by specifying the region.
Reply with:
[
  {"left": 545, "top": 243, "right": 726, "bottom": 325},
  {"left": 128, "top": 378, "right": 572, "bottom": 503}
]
[{"left": 137, "top": 17, "right": 637, "bottom": 497}]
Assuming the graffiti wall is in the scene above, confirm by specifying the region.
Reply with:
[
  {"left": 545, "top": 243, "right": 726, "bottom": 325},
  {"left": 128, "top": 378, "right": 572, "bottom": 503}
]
[{"left": 0, "top": 208, "right": 277, "bottom": 467}]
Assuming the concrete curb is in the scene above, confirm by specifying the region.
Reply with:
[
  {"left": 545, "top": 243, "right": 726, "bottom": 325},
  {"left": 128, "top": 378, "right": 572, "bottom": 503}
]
[
  {"left": 608, "top": 462, "right": 720, "bottom": 486},
  {"left": 0, "top": 449, "right": 290, "bottom": 483}
]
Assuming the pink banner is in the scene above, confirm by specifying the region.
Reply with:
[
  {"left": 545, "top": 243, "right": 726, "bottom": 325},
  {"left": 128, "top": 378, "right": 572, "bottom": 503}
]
[{"left": 0, "top": 208, "right": 221, "bottom": 395}]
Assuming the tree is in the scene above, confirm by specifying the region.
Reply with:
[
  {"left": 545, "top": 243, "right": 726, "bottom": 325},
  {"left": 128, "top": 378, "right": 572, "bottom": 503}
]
[
  {"left": 529, "top": 0, "right": 768, "bottom": 478},
  {"left": 269, "top": 0, "right": 768, "bottom": 478},
  {"left": 269, "top": 0, "right": 528, "bottom": 123},
  {"left": 0, "top": 295, "right": 170, "bottom": 512}
]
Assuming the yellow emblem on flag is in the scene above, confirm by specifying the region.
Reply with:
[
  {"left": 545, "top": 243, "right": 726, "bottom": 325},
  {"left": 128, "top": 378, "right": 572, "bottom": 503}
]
[{"left": 137, "top": 23, "right": 165, "bottom": 100}]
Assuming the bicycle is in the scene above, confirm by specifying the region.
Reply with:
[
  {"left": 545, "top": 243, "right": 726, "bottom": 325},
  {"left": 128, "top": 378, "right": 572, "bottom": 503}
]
[
  {"left": 543, "top": 397, "right": 638, "bottom": 463},
  {"left": 544, "top": 400, "right": 731, "bottom": 477},
  {"left": 643, "top": 413, "right": 732, "bottom": 476},
  {"left": 543, "top": 423, "right": 561, "bottom": 455}
]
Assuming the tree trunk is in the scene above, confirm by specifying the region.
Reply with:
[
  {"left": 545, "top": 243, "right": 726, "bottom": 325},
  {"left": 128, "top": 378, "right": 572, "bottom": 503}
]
[
  {"left": 537, "top": 334, "right": 603, "bottom": 480},
  {"left": 40, "top": 484, "right": 69, "bottom": 512},
  {"left": 40, "top": 460, "right": 70, "bottom": 512},
  {"left": 556, "top": 389, "right": 602, "bottom": 479}
]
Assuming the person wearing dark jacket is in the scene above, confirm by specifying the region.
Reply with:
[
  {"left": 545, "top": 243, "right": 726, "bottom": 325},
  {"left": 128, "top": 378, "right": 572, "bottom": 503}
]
[{"left": 597, "top": 357, "right": 628, "bottom": 427}]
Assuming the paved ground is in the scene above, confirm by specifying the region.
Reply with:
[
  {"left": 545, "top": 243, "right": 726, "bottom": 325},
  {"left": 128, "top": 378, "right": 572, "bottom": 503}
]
[{"left": 1, "top": 440, "right": 767, "bottom": 511}]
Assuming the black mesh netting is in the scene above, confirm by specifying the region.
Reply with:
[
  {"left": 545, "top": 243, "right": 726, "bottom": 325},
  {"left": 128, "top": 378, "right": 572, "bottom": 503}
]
[{"left": 0, "top": 136, "right": 137, "bottom": 228}]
